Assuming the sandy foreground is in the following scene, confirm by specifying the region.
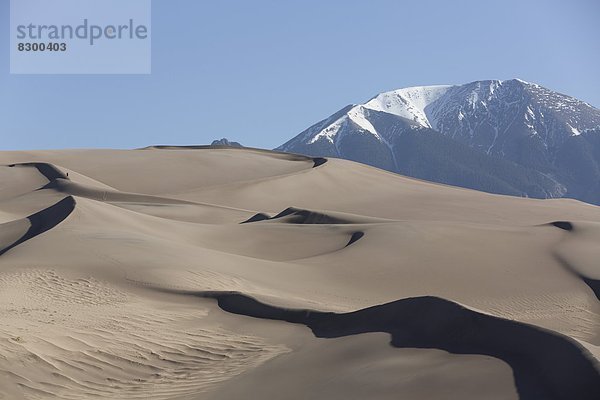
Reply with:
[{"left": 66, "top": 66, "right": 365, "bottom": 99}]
[{"left": 0, "top": 146, "right": 599, "bottom": 399}]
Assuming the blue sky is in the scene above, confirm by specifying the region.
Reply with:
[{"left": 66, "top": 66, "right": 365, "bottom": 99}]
[{"left": 1, "top": 0, "right": 599, "bottom": 150}]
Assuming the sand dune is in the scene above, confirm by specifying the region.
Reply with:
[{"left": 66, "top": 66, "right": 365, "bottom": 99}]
[
  {"left": 1, "top": 147, "right": 599, "bottom": 399},
  {"left": 189, "top": 292, "right": 600, "bottom": 400}
]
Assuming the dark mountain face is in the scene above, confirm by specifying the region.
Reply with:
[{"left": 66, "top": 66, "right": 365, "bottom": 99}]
[
  {"left": 277, "top": 79, "right": 600, "bottom": 204},
  {"left": 554, "top": 129, "right": 600, "bottom": 204},
  {"left": 428, "top": 80, "right": 599, "bottom": 170}
]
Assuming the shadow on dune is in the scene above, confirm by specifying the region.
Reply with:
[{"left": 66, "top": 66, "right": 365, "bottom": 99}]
[
  {"left": 271, "top": 207, "right": 353, "bottom": 224},
  {"left": 9, "top": 162, "right": 69, "bottom": 181},
  {"left": 548, "top": 221, "right": 600, "bottom": 301},
  {"left": 0, "top": 196, "right": 76, "bottom": 256},
  {"left": 241, "top": 207, "right": 365, "bottom": 247},
  {"left": 243, "top": 207, "right": 364, "bottom": 225},
  {"left": 1, "top": 164, "right": 76, "bottom": 256},
  {"left": 550, "top": 221, "right": 573, "bottom": 231},
  {"left": 312, "top": 157, "right": 327, "bottom": 168},
  {"left": 159, "top": 290, "right": 600, "bottom": 400},
  {"left": 555, "top": 253, "right": 600, "bottom": 302},
  {"left": 345, "top": 231, "right": 364, "bottom": 247},
  {"left": 241, "top": 213, "right": 271, "bottom": 224},
  {"left": 242, "top": 206, "right": 396, "bottom": 226}
]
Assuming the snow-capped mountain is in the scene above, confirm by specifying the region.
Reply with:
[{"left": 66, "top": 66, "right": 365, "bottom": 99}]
[{"left": 277, "top": 79, "right": 600, "bottom": 204}]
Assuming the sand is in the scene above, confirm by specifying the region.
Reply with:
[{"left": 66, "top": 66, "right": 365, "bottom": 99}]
[{"left": 0, "top": 147, "right": 598, "bottom": 399}]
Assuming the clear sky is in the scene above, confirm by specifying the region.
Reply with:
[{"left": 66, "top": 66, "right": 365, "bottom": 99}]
[{"left": 1, "top": 0, "right": 599, "bottom": 150}]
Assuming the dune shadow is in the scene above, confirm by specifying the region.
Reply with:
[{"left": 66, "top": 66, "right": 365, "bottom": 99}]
[
  {"left": 312, "top": 157, "right": 327, "bottom": 168},
  {"left": 271, "top": 207, "right": 351, "bottom": 224},
  {"left": 241, "top": 213, "right": 271, "bottom": 224},
  {"left": 242, "top": 208, "right": 352, "bottom": 224},
  {"left": 0, "top": 196, "right": 76, "bottom": 256},
  {"left": 239, "top": 208, "right": 365, "bottom": 247},
  {"left": 9, "top": 162, "right": 69, "bottom": 181},
  {"left": 554, "top": 252, "right": 600, "bottom": 302},
  {"left": 549, "top": 221, "right": 600, "bottom": 301},
  {"left": 345, "top": 231, "right": 364, "bottom": 247},
  {"left": 261, "top": 207, "right": 356, "bottom": 225},
  {"left": 160, "top": 290, "right": 600, "bottom": 400},
  {"left": 550, "top": 221, "right": 573, "bottom": 231}
]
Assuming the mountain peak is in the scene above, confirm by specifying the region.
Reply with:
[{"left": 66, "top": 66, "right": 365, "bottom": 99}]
[{"left": 512, "top": 78, "right": 532, "bottom": 85}]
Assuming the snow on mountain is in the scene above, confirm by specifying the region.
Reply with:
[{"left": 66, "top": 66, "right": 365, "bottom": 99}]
[
  {"left": 308, "top": 115, "right": 345, "bottom": 145},
  {"left": 289, "top": 85, "right": 454, "bottom": 152},
  {"left": 277, "top": 79, "right": 600, "bottom": 204},
  {"left": 280, "top": 79, "right": 600, "bottom": 156},
  {"left": 363, "top": 85, "right": 452, "bottom": 128}
]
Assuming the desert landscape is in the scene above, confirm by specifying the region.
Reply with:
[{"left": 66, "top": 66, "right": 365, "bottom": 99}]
[{"left": 0, "top": 146, "right": 598, "bottom": 399}]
